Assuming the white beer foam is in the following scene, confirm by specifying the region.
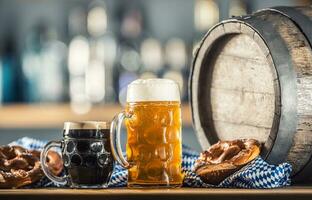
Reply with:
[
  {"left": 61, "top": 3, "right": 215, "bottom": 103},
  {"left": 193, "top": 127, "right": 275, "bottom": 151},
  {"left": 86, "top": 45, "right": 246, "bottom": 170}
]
[{"left": 127, "top": 79, "right": 180, "bottom": 102}]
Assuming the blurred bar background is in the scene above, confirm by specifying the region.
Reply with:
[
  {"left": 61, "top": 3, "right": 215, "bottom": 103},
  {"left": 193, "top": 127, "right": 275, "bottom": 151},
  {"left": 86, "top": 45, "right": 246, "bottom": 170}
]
[{"left": 0, "top": 0, "right": 310, "bottom": 151}]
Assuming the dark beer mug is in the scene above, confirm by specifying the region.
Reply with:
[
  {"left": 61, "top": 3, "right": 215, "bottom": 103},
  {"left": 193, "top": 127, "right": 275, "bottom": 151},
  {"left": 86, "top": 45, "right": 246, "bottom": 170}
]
[{"left": 40, "top": 121, "right": 114, "bottom": 188}]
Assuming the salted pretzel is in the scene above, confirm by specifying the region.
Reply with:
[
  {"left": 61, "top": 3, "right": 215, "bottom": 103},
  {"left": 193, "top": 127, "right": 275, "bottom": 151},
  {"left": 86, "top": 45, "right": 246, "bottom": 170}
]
[
  {"left": 195, "top": 139, "right": 260, "bottom": 185},
  {"left": 0, "top": 145, "right": 63, "bottom": 188}
]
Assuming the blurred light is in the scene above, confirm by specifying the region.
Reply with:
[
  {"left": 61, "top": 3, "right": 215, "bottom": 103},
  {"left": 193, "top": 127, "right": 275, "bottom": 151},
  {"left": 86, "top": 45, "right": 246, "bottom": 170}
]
[
  {"left": 87, "top": 6, "right": 108, "bottom": 37},
  {"left": 69, "top": 76, "right": 85, "bottom": 99},
  {"left": 165, "top": 38, "right": 187, "bottom": 70},
  {"left": 121, "top": 48, "right": 141, "bottom": 72},
  {"left": 229, "top": 0, "right": 247, "bottom": 17},
  {"left": 163, "top": 71, "right": 184, "bottom": 94},
  {"left": 89, "top": 36, "right": 117, "bottom": 103},
  {"left": 22, "top": 53, "right": 40, "bottom": 79},
  {"left": 70, "top": 76, "right": 91, "bottom": 114},
  {"left": 68, "top": 36, "right": 89, "bottom": 76},
  {"left": 121, "top": 10, "right": 142, "bottom": 38},
  {"left": 86, "top": 60, "right": 105, "bottom": 103},
  {"left": 140, "top": 71, "right": 157, "bottom": 79},
  {"left": 95, "top": 36, "right": 117, "bottom": 65},
  {"left": 140, "top": 38, "right": 163, "bottom": 72},
  {"left": 119, "top": 72, "right": 138, "bottom": 90},
  {"left": 39, "top": 41, "right": 67, "bottom": 101},
  {"left": 70, "top": 97, "right": 92, "bottom": 115},
  {"left": 22, "top": 34, "right": 67, "bottom": 102},
  {"left": 194, "top": 0, "right": 219, "bottom": 31},
  {"left": 68, "top": 36, "right": 91, "bottom": 113}
]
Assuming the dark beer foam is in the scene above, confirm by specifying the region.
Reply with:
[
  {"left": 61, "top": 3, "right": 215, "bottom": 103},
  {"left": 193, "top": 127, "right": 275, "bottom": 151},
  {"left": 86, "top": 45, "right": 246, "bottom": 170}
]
[
  {"left": 63, "top": 122, "right": 110, "bottom": 139},
  {"left": 64, "top": 129, "right": 108, "bottom": 139}
]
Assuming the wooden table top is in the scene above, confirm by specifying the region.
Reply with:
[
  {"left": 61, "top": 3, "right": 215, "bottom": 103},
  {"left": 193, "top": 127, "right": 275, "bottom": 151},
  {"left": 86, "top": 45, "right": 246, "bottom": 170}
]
[
  {"left": 0, "top": 103, "right": 192, "bottom": 128},
  {"left": 1, "top": 187, "right": 312, "bottom": 200}
]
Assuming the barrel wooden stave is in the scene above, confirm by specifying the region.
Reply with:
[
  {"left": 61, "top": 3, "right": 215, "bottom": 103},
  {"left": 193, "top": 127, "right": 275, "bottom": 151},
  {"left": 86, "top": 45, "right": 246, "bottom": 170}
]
[
  {"left": 267, "top": 11, "right": 312, "bottom": 179},
  {"left": 190, "top": 6, "right": 312, "bottom": 181}
]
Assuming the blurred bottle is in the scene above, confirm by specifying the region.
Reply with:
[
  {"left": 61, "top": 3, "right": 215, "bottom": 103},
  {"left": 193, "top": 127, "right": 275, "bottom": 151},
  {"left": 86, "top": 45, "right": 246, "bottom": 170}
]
[
  {"left": 68, "top": 35, "right": 90, "bottom": 114},
  {"left": 0, "top": 36, "right": 19, "bottom": 103},
  {"left": 115, "top": 1, "right": 146, "bottom": 105},
  {"left": 0, "top": 59, "right": 2, "bottom": 103},
  {"left": 229, "top": 0, "right": 247, "bottom": 17},
  {"left": 87, "top": 35, "right": 117, "bottom": 103},
  {"left": 140, "top": 38, "right": 163, "bottom": 74},
  {"left": 119, "top": 1, "right": 143, "bottom": 40},
  {"left": 118, "top": 71, "right": 138, "bottom": 106},
  {"left": 86, "top": 2, "right": 117, "bottom": 103},
  {"left": 165, "top": 38, "right": 187, "bottom": 71},
  {"left": 162, "top": 38, "right": 188, "bottom": 101},
  {"left": 116, "top": 43, "right": 141, "bottom": 105},
  {"left": 22, "top": 23, "right": 67, "bottom": 102},
  {"left": 68, "top": 2, "right": 118, "bottom": 113},
  {"left": 194, "top": 0, "right": 219, "bottom": 32}
]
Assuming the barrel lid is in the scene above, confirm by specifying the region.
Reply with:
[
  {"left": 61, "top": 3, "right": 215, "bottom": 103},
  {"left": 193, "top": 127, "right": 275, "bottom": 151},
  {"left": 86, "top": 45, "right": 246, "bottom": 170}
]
[{"left": 190, "top": 17, "right": 282, "bottom": 152}]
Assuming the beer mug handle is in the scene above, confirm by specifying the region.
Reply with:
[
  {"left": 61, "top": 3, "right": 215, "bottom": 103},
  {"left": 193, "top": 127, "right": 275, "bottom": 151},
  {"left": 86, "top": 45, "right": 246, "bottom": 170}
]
[
  {"left": 40, "top": 141, "right": 67, "bottom": 185},
  {"left": 110, "top": 111, "right": 131, "bottom": 169}
]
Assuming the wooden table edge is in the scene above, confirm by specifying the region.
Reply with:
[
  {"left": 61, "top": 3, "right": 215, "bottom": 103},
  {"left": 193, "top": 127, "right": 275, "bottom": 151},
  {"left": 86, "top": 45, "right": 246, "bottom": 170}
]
[{"left": 1, "top": 187, "right": 312, "bottom": 195}]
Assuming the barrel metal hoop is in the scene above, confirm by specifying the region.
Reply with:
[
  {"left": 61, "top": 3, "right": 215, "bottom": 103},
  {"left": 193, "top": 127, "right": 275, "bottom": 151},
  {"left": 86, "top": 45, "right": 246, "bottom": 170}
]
[
  {"left": 267, "top": 6, "right": 312, "bottom": 49},
  {"left": 256, "top": 6, "right": 312, "bottom": 181},
  {"left": 189, "top": 19, "right": 241, "bottom": 113},
  {"left": 261, "top": 6, "right": 312, "bottom": 181},
  {"left": 189, "top": 19, "right": 242, "bottom": 148},
  {"left": 240, "top": 12, "right": 298, "bottom": 165}
]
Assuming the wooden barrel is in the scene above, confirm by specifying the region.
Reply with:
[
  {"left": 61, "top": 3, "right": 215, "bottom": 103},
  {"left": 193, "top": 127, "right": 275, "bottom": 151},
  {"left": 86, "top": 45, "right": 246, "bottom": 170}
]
[{"left": 190, "top": 6, "right": 312, "bottom": 182}]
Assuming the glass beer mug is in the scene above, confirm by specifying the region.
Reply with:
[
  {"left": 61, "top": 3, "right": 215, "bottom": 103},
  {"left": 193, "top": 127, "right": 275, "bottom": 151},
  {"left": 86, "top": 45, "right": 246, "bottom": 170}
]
[
  {"left": 110, "top": 79, "right": 183, "bottom": 187},
  {"left": 41, "top": 121, "right": 114, "bottom": 188}
]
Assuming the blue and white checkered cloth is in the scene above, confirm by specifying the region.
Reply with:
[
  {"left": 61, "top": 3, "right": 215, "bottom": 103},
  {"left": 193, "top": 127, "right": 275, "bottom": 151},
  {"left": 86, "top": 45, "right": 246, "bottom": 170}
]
[{"left": 9, "top": 137, "right": 292, "bottom": 188}]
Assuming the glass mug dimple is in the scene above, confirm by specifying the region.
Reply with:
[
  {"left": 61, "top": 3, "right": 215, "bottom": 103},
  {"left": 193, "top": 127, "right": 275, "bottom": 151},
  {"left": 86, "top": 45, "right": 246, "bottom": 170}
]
[
  {"left": 110, "top": 79, "right": 183, "bottom": 188},
  {"left": 40, "top": 121, "right": 114, "bottom": 188}
]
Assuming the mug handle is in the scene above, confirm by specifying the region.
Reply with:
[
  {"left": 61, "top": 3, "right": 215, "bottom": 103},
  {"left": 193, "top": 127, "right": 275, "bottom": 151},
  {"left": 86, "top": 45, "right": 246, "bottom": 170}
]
[
  {"left": 40, "top": 141, "right": 67, "bottom": 185},
  {"left": 110, "top": 111, "right": 131, "bottom": 169}
]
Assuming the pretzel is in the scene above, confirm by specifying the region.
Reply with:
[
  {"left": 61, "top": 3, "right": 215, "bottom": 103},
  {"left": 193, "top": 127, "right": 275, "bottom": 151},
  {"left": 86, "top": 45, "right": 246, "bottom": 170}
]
[
  {"left": 0, "top": 146, "right": 63, "bottom": 188},
  {"left": 195, "top": 139, "right": 260, "bottom": 185}
]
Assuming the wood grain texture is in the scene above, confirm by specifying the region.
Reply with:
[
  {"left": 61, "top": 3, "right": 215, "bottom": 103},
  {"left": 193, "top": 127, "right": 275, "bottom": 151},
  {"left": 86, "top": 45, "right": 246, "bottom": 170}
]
[
  {"left": 0, "top": 104, "right": 192, "bottom": 128},
  {"left": 1, "top": 187, "right": 312, "bottom": 200},
  {"left": 209, "top": 33, "right": 276, "bottom": 142},
  {"left": 260, "top": 11, "right": 312, "bottom": 178},
  {"left": 191, "top": 21, "right": 280, "bottom": 148},
  {"left": 190, "top": 6, "right": 312, "bottom": 181}
]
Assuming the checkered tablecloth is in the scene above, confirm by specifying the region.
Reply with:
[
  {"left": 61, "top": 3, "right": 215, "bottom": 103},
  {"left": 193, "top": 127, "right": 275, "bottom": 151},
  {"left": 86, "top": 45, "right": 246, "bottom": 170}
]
[{"left": 9, "top": 137, "right": 292, "bottom": 188}]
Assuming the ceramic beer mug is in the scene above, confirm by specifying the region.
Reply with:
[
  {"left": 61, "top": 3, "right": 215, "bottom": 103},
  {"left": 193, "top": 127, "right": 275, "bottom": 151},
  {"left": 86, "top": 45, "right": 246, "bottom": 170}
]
[
  {"left": 41, "top": 121, "right": 114, "bottom": 188},
  {"left": 110, "top": 79, "right": 183, "bottom": 187}
]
